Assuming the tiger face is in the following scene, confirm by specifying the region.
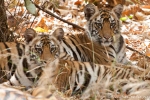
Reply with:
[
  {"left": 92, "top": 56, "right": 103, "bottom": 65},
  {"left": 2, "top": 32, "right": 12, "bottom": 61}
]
[
  {"left": 84, "top": 4, "right": 123, "bottom": 46},
  {"left": 24, "top": 28, "right": 64, "bottom": 61}
]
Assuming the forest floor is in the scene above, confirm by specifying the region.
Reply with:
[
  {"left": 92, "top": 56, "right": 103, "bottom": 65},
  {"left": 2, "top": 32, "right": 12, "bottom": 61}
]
[{"left": 3, "top": 0, "right": 150, "bottom": 99}]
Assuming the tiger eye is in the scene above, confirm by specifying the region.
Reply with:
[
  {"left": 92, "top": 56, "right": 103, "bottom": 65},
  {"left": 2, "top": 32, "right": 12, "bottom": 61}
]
[{"left": 95, "top": 22, "right": 102, "bottom": 29}]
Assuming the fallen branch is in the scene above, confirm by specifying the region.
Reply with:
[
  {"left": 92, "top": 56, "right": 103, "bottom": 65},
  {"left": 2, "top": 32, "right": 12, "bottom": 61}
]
[
  {"left": 33, "top": 3, "right": 85, "bottom": 31},
  {"left": 126, "top": 45, "right": 150, "bottom": 60}
]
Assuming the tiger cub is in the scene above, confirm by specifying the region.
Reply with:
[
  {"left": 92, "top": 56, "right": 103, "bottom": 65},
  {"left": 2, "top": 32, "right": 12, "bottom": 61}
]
[
  {"left": 33, "top": 77, "right": 150, "bottom": 100},
  {"left": 3, "top": 27, "right": 115, "bottom": 87},
  {"left": 84, "top": 4, "right": 129, "bottom": 64},
  {"left": 0, "top": 28, "right": 64, "bottom": 82},
  {"left": 37, "top": 57, "right": 144, "bottom": 96},
  {"left": 25, "top": 27, "right": 115, "bottom": 64},
  {"left": 3, "top": 48, "right": 144, "bottom": 94}
]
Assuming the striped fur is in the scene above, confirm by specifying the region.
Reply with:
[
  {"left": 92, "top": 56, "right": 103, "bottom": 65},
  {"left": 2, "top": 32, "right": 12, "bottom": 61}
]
[
  {"left": 0, "top": 28, "right": 65, "bottom": 82},
  {"left": 0, "top": 84, "right": 54, "bottom": 100},
  {"left": 3, "top": 28, "right": 115, "bottom": 87},
  {"left": 32, "top": 79, "right": 150, "bottom": 100},
  {"left": 3, "top": 49, "right": 146, "bottom": 98},
  {"left": 4, "top": 53, "right": 145, "bottom": 95},
  {"left": 84, "top": 4, "right": 129, "bottom": 64},
  {"left": 62, "top": 32, "right": 115, "bottom": 64},
  {"left": 0, "top": 85, "right": 32, "bottom": 100},
  {"left": 6, "top": 55, "right": 43, "bottom": 87},
  {"left": 27, "top": 28, "right": 115, "bottom": 65},
  {"left": 3, "top": 28, "right": 144, "bottom": 88},
  {"left": 38, "top": 58, "right": 144, "bottom": 96},
  {"left": 0, "top": 42, "right": 25, "bottom": 81}
]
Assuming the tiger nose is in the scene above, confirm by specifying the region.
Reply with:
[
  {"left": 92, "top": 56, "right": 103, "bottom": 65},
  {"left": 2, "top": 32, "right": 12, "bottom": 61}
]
[
  {"left": 104, "top": 36, "right": 109, "bottom": 39},
  {"left": 103, "top": 35, "right": 111, "bottom": 40}
]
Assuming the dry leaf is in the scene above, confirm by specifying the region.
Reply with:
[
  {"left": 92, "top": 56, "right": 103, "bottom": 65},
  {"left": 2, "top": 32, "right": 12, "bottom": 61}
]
[
  {"left": 145, "top": 47, "right": 150, "bottom": 57},
  {"left": 56, "top": 9, "right": 70, "bottom": 17},
  {"left": 125, "top": 38, "right": 130, "bottom": 44},
  {"left": 122, "top": 4, "right": 142, "bottom": 16},
  {"left": 130, "top": 52, "right": 138, "bottom": 61},
  {"left": 8, "top": 0, "right": 19, "bottom": 8},
  {"left": 135, "top": 12, "right": 146, "bottom": 20},
  {"left": 74, "top": 0, "right": 82, "bottom": 6},
  {"left": 36, "top": 18, "right": 49, "bottom": 32},
  {"left": 141, "top": 5, "right": 150, "bottom": 9},
  {"left": 34, "top": 27, "right": 48, "bottom": 32}
]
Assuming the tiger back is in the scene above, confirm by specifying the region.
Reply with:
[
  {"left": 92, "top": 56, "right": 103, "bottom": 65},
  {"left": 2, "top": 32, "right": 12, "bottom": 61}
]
[
  {"left": 4, "top": 28, "right": 115, "bottom": 87},
  {"left": 62, "top": 31, "right": 115, "bottom": 64},
  {"left": 0, "top": 42, "right": 25, "bottom": 82},
  {"left": 38, "top": 57, "right": 144, "bottom": 96},
  {"left": 26, "top": 28, "right": 115, "bottom": 64},
  {"left": 84, "top": 4, "right": 129, "bottom": 64}
]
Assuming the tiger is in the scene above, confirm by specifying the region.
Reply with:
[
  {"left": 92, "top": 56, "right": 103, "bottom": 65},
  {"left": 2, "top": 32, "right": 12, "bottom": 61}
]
[
  {"left": 25, "top": 27, "right": 116, "bottom": 64},
  {"left": 3, "top": 48, "right": 145, "bottom": 96},
  {"left": 2, "top": 39, "right": 147, "bottom": 99},
  {"left": 84, "top": 4, "right": 129, "bottom": 64},
  {"left": 32, "top": 79, "right": 150, "bottom": 100},
  {"left": 3, "top": 26, "right": 147, "bottom": 87},
  {"left": 37, "top": 57, "right": 145, "bottom": 96},
  {"left": 0, "top": 28, "right": 72, "bottom": 82},
  {"left": 0, "top": 28, "right": 40, "bottom": 82},
  {"left": 2, "top": 27, "right": 116, "bottom": 87}
]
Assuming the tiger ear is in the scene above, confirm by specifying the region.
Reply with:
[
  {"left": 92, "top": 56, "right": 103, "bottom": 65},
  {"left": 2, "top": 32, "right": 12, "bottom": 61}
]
[
  {"left": 112, "top": 4, "right": 123, "bottom": 19},
  {"left": 53, "top": 28, "right": 64, "bottom": 41},
  {"left": 24, "top": 28, "right": 37, "bottom": 43},
  {"left": 84, "top": 4, "right": 97, "bottom": 20}
]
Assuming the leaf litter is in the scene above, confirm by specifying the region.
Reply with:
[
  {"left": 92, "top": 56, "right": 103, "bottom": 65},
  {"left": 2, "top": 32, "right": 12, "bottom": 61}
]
[{"left": 3, "top": 0, "right": 150, "bottom": 99}]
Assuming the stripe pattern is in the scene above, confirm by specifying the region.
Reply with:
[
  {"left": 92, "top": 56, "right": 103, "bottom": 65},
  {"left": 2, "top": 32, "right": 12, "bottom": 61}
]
[
  {"left": 0, "top": 42, "right": 25, "bottom": 81},
  {"left": 84, "top": 4, "right": 129, "bottom": 64},
  {"left": 2, "top": 28, "right": 117, "bottom": 88},
  {"left": 38, "top": 58, "right": 144, "bottom": 96}
]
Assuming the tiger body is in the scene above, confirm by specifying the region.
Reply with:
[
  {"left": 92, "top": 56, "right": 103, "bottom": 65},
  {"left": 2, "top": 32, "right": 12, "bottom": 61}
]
[
  {"left": 38, "top": 57, "right": 144, "bottom": 96},
  {"left": 0, "top": 84, "right": 54, "bottom": 100},
  {"left": 0, "top": 26, "right": 117, "bottom": 82},
  {"left": 7, "top": 54, "right": 44, "bottom": 87},
  {"left": 3, "top": 51, "right": 144, "bottom": 96},
  {"left": 28, "top": 28, "right": 115, "bottom": 64},
  {"left": 2, "top": 29, "right": 115, "bottom": 87},
  {"left": 0, "top": 42, "right": 25, "bottom": 81},
  {"left": 2, "top": 28, "right": 146, "bottom": 98},
  {"left": 33, "top": 79, "right": 150, "bottom": 100},
  {"left": 62, "top": 33, "right": 115, "bottom": 64},
  {"left": 84, "top": 4, "right": 129, "bottom": 64}
]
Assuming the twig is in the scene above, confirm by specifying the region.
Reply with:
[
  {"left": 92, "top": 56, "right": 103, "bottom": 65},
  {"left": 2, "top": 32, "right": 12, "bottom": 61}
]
[
  {"left": 126, "top": 45, "right": 150, "bottom": 59},
  {"left": 33, "top": 3, "right": 85, "bottom": 31}
]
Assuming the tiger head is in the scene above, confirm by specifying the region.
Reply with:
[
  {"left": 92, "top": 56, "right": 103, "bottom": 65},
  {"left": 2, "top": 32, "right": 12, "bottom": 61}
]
[
  {"left": 24, "top": 28, "right": 64, "bottom": 61},
  {"left": 84, "top": 4, "right": 123, "bottom": 46}
]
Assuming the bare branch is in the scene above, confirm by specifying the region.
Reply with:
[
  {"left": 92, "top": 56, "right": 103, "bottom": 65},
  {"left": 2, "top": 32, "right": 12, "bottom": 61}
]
[
  {"left": 126, "top": 46, "right": 150, "bottom": 60},
  {"left": 33, "top": 3, "right": 85, "bottom": 31}
]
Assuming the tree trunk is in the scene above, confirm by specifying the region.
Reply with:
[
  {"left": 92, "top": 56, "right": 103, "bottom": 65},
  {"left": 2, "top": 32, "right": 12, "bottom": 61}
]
[{"left": 0, "top": 0, "right": 13, "bottom": 42}]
